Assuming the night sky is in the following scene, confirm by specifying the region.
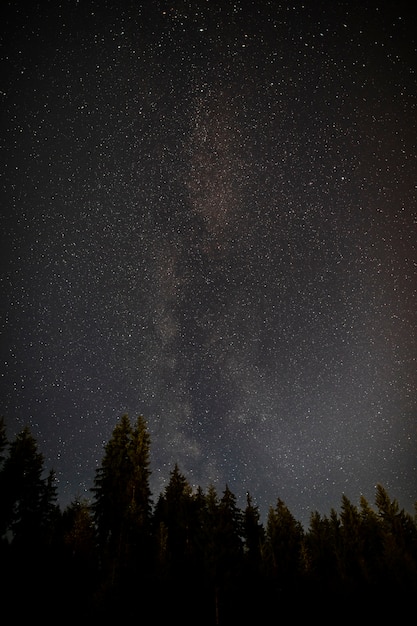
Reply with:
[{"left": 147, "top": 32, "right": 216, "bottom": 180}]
[{"left": 1, "top": 0, "right": 416, "bottom": 527}]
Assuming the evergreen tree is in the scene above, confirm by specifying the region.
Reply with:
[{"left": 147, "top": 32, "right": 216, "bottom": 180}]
[
  {"left": 240, "top": 493, "right": 266, "bottom": 621},
  {"left": 92, "top": 414, "right": 133, "bottom": 550},
  {"left": 152, "top": 464, "right": 207, "bottom": 622},
  {"left": 39, "top": 468, "right": 61, "bottom": 547},
  {"left": 359, "top": 495, "right": 385, "bottom": 584},
  {"left": 1, "top": 427, "right": 47, "bottom": 546},
  {"left": 243, "top": 492, "right": 264, "bottom": 568},
  {"left": 211, "top": 485, "right": 244, "bottom": 624},
  {"left": 92, "top": 414, "right": 152, "bottom": 582},
  {"left": 338, "top": 494, "right": 373, "bottom": 587},
  {"left": 205, "top": 484, "right": 220, "bottom": 527},
  {"left": 305, "top": 510, "right": 339, "bottom": 587},
  {"left": 375, "top": 483, "right": 400, "bottom": 528},
  {"left": 153, "top": 463, "right": 194, "bottom": 574},
  {"left": 61, "top": 498, "right": 97, "bottom": 608},
  {"left": 128, "top": 415, "right": 152, "bottom": 530},
  {"left": 264, "top": 498, "right": 304, "bottom": 586},
  {"left": 191, "top": 485, "right": 210, "bottom": 571},
  {"left": 375, "top": 484, "right": 417, "bottom": 589},
  {"left": 202, "top": 483, "right": 221, "bottom": 583},
  {"left": 217, "top": 485, "right": 244, "bottom": 570},
  {"left": 0, "top": 425, "right": 61, "bottom": 619},
  {"left": 63, "top": 498, "right": 96, "bottom": 566},
  {"left": 0, "top": 415, "right": 416, "bottom": 620}
]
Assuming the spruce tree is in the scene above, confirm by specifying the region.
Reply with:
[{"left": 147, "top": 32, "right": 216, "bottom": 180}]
[
  {"left": 92, "top": 414, "right": 152, "bottom": 580},
  {"left": 1, "top": 427, "right": 46, "bottom": 546},
  {"left": 61, "top": 498, "right": 97, "bottom": 604},
  {"left": 218, "top": 485, "right": 244, "bottom": 565},
  {"left": 243, "top": 492, "right": 264, "bottom": 567},
  {"left": 92, "top": 414, "right": 133, "bottom": 550},
  {"left": 305, "top": 510, "right": 339, "bottom": 588},
  {"left": 375, "top": 484, "right": 417, "bottom": 589},
  {"left": 339, "top": 494, "right": 364, "bottom": 584},
  {"left": 359, "top": 495, "right": 385, "bottom": 584},
  {"left": 264, "top": 498, "right": 303, "bottom": 586},
  {"left": 153, "top": 463, "right": 193, "bottom": 574},
  {"left": 127, "top": 415, "right": 152, "bottom": 534}
]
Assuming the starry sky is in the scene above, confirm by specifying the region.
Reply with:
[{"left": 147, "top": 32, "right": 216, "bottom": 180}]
[{"left": 1, "top": 0, "right": 416, "bottom": 527}]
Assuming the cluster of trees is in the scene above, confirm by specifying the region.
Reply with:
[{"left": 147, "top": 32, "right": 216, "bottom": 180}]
[{"left": 1, "top": 414, "right": 416, "bottom": 623}]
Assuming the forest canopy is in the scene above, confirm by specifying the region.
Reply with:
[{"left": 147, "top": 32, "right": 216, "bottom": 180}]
[{"left": 1, "top": 415, "right": 416, "bottom": 623}]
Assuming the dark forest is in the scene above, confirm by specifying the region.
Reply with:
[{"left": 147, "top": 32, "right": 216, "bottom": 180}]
[{"left": 1, "top": 414, "right": 416, "bottom": 624}]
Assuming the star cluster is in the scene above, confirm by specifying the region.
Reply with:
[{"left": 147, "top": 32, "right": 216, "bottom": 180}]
[{"left": 1, "top": 0, "right": 416, "bottom": 525}]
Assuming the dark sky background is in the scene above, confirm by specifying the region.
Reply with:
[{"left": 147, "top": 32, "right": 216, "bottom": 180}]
[{"left": 1, "top": 0, "right": 416, "bottom": 527}]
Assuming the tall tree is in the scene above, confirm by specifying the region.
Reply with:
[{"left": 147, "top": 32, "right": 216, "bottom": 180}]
[
  {"left": 217, "top": 485, "right": 244, "bottom": 571},
  {"left": 153, "top": 463, "right": 194, "bottom": 574},
  {"left": 210, "top": 485, "right": 244, "bottom": 625},
  {"left": 0, "top": 427, "right": 46, "bottom": 546},
  {"left": 92, "top": 414, "right": 133, "bottom": 550},
  {"left": 243, "top": 492, "right": 264, "bottom": 570},
  {"left": 63, "top": 498, "right": 96, "bottom": 567},
  {"left": 264, "top": 498, "right": 304, "bottom": 586},
  {"left": 375, "top": 484, "right": 400, "bottom": 528},
  {"left": 359, "top": 495, "right": 385, "bottom": 584},
  {"left": 92, "top": 414, "right": 152, "bottom": 580},
  {"left": 153, "top": 468, "right": 211, "bottom": 624},
  {"left": 375, "top": 484, "right": 417, "bottom": 588},
  {"left": 0, "top": 425, "right": 61, "bottom": 619},
  {"left": 339, "top": 494, "right": 364, "bottom": 585},
  {"left": 305, "top": 510, "right": 339, "bottom": 587},
  {"left": 239, "top": 493, "right": 266, "bottom": 621},
  {"left": 125, "top": 414, "right": 152, "bottom": 544},
  {"left": 202, "top": 483, "right": 221, "bottom": 583},
  {"left": 61, "top": 498, "right": 97, "bottom": 607}
]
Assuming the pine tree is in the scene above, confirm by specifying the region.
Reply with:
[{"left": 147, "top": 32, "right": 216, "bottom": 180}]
[
  {"left": 129, "top": 415, "right": 152, "bottom": 523},
  {"left": 93, "top": 414, "right": 133, "bottom": 550},
  {"left": 203, "top": 483, "right": 221, "bottom": 582},
  {"left": 305, "top": 510, "right": 339, "bottom": 587},
  {"left": 339, "top": 494, "right": 364, "bottom": 584},
  {"left": 63, "top": 498, "right": 96, "bottom": 564},
  {"left": 211, "top": 485, "right": 244, "bottom": 623},
  {"left": 39, "top": 469, "right": 61, "bottom": 545},
  {"left": 359, "top": 495, "right": 385, "bottom": 584},
  {"left": 153, "top": 463, "right": 193, "bottom": 574},
  {"left": 375, "top": 484, "right": 417, "bottom": 589},
  {"left": 375, "top": 484, "right": 399, "bottom": 527},
  {"left": 0, "top": 425, "right": 61, "bottom": 619},
  {"left": 92, "top": 414, "right": 152, "bottom": 581},
  {"left": 264, "top": 498, "right": 304, "bottom": 586},
  {"left": 1, "top": 427, "right": 46, "bottom": 546},
  {"left": 243, "top": 492, "right": 264, "bottom": 569}
]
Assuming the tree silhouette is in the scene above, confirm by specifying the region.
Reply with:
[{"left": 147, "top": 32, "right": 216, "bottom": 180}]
[
  {"left": 305, "top": 510, "right": 339, "bottom": 589},
  {"left": 0, "top": 415, "right": 415, "bottom": 622},
  {"left": 0, "top": 426, "right": 51, "bottom": 546},
  {"left": 0, "top": 425, "right": 61, "bottom": 619},
  {"left": 92, "top": 414, "right": 152, "bottom": 588},
  {"left": 153, "top": 463, "right": 194, "bottom": 576},
  {"left": 243, "top": 492, "right": 264, "bottom": 571},
  {"left": 375, "top": 483, "right": 417, "bottom": 590},
  {"left": 264, "top": 497, "right": 304, "bottom": 586}
]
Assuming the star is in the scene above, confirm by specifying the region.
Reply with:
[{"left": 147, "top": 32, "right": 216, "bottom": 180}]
[{"left": 1, "top": 0, "right": 416, "bottom": 527}]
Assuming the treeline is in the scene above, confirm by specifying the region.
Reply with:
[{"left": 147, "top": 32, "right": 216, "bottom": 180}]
[{"left": 1, "top": 414, "right": 416, "bottom": 623}]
